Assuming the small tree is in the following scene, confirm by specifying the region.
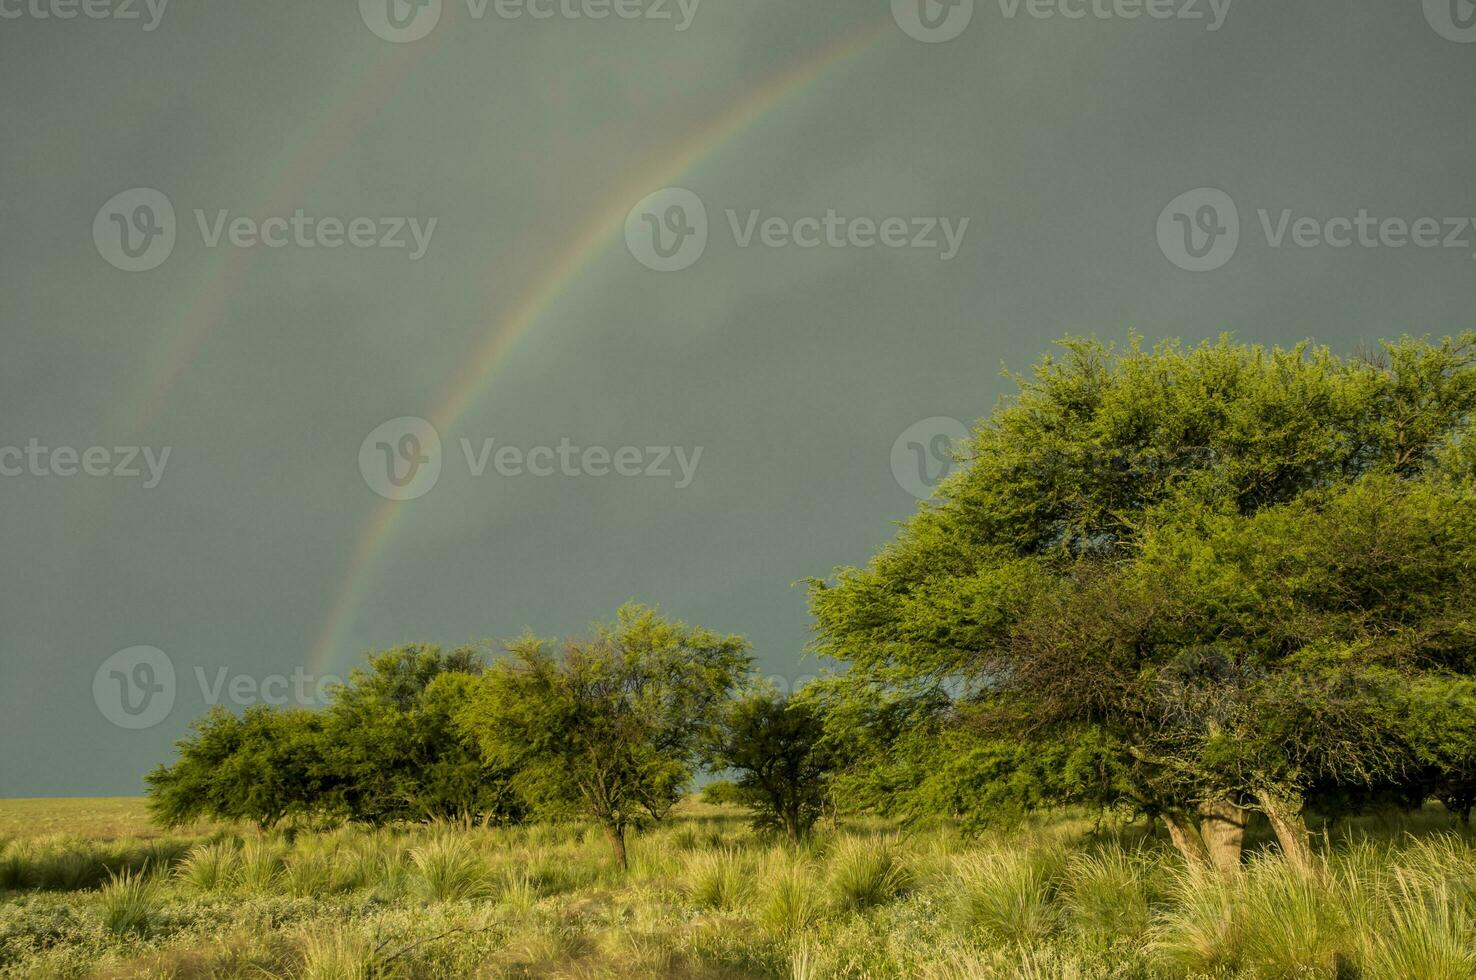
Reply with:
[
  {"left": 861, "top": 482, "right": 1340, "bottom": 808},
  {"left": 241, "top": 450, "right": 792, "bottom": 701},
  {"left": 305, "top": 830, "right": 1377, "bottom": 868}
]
[
  {"left": 711, "top": 688, "right": 836, "bottom": 844},
  {"left": 458, "top": 605, "right": 752, "bottom": 870}
]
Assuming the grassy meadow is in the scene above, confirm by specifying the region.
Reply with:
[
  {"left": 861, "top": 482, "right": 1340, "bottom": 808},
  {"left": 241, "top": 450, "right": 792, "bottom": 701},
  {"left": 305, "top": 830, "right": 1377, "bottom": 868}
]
[{"left": 3, "top": 799, "right": 1476, "bottom": 978}]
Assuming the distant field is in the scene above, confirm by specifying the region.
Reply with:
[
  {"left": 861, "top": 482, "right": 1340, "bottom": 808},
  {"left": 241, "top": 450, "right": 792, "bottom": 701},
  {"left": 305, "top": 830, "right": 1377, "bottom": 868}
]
[
  {"left": 0, "top": 798, "right": 162, "bottom": 842},
  {"left": 2, "top": 799, "right": 1475, "bottom": 978}
]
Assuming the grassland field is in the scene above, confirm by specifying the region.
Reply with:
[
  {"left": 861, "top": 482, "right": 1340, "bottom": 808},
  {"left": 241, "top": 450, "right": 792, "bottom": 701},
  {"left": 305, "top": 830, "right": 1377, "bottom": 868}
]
[{"left": 2, "top": 797, "right": 1475, "bottom": 978}]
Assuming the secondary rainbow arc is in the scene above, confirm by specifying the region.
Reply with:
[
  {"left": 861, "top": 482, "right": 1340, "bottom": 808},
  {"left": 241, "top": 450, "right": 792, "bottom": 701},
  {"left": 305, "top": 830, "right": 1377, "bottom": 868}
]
[{"left": 306, "top": 19, "right": 895, "bottom": 675}]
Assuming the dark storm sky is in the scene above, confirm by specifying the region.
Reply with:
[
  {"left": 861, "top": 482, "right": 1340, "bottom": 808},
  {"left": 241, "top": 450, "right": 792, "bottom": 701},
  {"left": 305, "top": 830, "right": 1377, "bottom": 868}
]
[{"left": 2, "top": 0, "right": 1474, "bottom": 795}]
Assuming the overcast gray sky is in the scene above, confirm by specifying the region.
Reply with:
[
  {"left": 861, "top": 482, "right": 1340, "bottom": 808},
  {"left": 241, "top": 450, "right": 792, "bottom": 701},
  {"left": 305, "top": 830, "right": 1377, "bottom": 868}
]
[{"left": 3, "top": 0, "right": 1475, "bottom": 796}]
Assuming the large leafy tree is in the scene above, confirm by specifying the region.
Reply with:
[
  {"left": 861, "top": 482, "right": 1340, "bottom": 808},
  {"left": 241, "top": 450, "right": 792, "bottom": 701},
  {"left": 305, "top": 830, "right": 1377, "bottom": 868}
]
[
  {"left": 810, "top": 335, "right": 1476, "bottom": 872},
  {"left": 319, "top": 644, "right": 521, "bottom": 824},
  {"left": 146, "top": 705, "right": 326, "bottom": 829},
  {"left": 147, "top": 645, "right": 523, "bottom": 829},
  {"left": 458, "top": 605, "right": 752, "bottom": 869}
]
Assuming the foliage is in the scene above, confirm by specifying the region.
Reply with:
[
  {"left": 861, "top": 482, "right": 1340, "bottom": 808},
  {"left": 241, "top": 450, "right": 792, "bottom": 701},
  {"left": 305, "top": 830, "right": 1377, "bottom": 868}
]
[
  {"left": 457, "top": 604, "right": 752, "bottom": 869},
  {"left": 317, "top": 645, "right": 522, "bottom": 825},
  {"left": 145, "top": 705, "right": 326, "bottom": 829},
  {"left": 809, "top": 334, "right": 1476, "bottom": 858},
  {"left": 699, "top": 780, "right": 744, "bottom": 806},
  {"left": 146, "top": 645, "right": 522, "bottom": 829},
  {"left": 708, "top": 687, "right": 837, "bottom": 842}
]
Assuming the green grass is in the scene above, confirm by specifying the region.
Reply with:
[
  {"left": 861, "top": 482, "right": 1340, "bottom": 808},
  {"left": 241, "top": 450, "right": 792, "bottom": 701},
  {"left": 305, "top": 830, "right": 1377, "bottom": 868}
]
[
  {"left": 825, "top": 834, "right": 911, "bottom": 913},
  {"left": 3, "top": 798, "right": 1476, "bottom": 978},
  {"left": 952, "top": 847, "right": 1062, "bottom": 944},
  {"left": 409, "top": 833, "right": 491, "bottom": 902},
  {"left": 98, "top": 866, "right": 161, "bottom": 936}
]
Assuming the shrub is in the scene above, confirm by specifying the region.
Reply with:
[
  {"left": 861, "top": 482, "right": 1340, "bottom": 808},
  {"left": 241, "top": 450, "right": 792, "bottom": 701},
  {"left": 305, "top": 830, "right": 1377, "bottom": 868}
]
[{"left": 701, "top": 781, "right": 744, "bottom": 806}]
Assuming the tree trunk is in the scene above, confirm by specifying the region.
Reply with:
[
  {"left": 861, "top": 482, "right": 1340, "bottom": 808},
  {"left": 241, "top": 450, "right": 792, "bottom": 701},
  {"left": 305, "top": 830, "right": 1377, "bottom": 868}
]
[
  {"left": 605, "top": 824, "right": 628, "bottom": 872},
  {"left": 1163, "top": 809, "right": 1213, "bottom": 874},
  {"left": 1198, "top": 799, "right": 1247, "bottom": 876},
  {"left": 1257, "top": 789, "right": 1314, "bottom": 875}
]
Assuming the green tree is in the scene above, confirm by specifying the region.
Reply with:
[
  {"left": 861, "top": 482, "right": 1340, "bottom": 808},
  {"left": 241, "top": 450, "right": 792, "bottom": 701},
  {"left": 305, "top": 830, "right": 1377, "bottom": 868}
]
[
  {"left": 319, "top": 644, "right": 521, "bottom": 824},
  {"left": 147, "top": 645, "right": 523, "bottom": 829},
  {"left": 458, "top": 605, "right": 752, "bottom": 870},
  {"left": 146, "top": 705, "right": 325, "bottom": 829},
  {"left": 710, "top": 687, "right": 837, "bottom": 844},
  {"left": 813, "top": 678, "right": 1127, "bottom": 831},
  {"left": 810, "top": 335, "right": 1476, "bottom": 873}
]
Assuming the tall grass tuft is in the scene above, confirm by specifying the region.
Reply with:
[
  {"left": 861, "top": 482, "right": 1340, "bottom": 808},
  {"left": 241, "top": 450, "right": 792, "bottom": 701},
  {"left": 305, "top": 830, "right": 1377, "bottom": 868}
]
[
  {"left": 760, "top": 859, "right": 822, "bottom": 934},
  {"left": 1060, "top": 847, "right": 1152, "bottom": 940},
  {"left": 1150, "top": 869, "right": 1243, "bottom": 975},
  {"left": 684, "top": 847, "right": 751, "bottom": 911},
  {"left": 952, "top": 849, "right": 1060, "bottom": 944},
  {"left": 283, "top": 851, "right": 337, "bottom": 897},
  {"left": 35, "top": 848, "right": 102, "bottom": 890},
  {"left": 410, "top": 834, "right": 490, "bottom": 902},
  {"left": 237, "top": 838, "right": 285, "bottom": 892},
  {"left": 1361, "top": 874, "right": 1476, "bottom": 979},
  {"left": 100, "top": 866, "right": 160, "bottom": 936},
  {"left": 497, "top": 866, "right": 538, "bottom": 914},
  {"left": 299, "top": 929, "right": 374, "bottom": 980},
  {"left": 0, "top": 842, "right": 32, "bottom": 889},
  {"left": 789, "top": 942, "right": 823, "bottom": 980},
  {"left": 1237, "top": 858, "right": 1349, "bottom": 975},
  {"left": 177, "top": 840, "right": 237, "bottom": 891},
  {"left": 826, "top": 836, "right": 910, "bottom": 913},
  {"left": 342, "top": 835, "right": 405, "bottom": 894}
]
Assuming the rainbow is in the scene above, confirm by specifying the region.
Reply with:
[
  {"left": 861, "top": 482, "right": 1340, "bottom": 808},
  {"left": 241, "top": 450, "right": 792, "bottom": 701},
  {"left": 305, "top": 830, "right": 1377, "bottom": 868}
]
[
  {"left": 307, "top": 17, "right": 896, "bottom": 675},
  {"left": 133, "top": 34, "right": 448, "bottom": 431}
]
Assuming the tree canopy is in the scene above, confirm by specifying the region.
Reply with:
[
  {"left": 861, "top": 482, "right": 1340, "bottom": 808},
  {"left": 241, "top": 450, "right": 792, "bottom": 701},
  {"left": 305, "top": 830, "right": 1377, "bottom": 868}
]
[
  {"left": 708, "top": 686, "right": 838, "bottom": 843},
  {"left": 456, "top": 604, "right": 752, "bottom": 869},
  {"left": 809, "top": 334, "right": 1476, "bottom": 871},
  {"left": 147, "top": 644, "right": 521, "bottom": 829}
]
